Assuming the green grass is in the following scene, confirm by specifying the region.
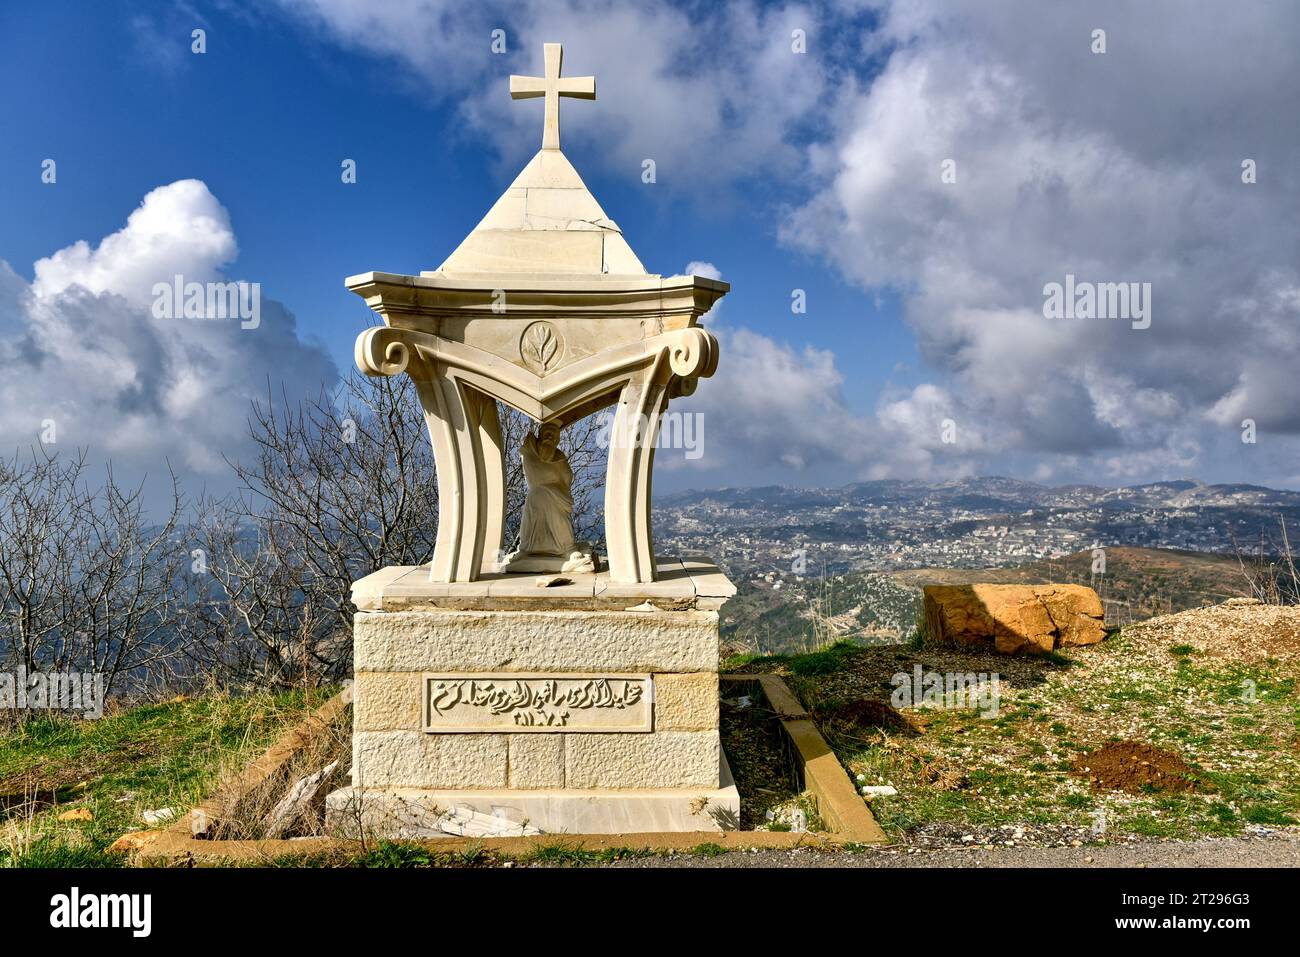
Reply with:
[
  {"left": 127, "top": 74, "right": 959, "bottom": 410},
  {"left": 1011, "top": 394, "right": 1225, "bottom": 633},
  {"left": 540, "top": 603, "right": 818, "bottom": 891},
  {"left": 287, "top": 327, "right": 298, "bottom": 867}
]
[
  {"left": 515, "top": 841, "right": 655, "bottom": 866},
  {"left": 0, "top": 688, "right": 334, "bottom": 867},
  {"left": 356, "top": 840, "right": 442, "bottom": 868},
  {"left": 691, "top": 842, "right": 727, "bottom": 857},
  {"left": 788, "top": 641, "right": 864, "bottom": 677},
  {"left": 8, "top": 835, "right": 126, "bottom": 868},
  {"left": 723, "top": 639, "right": 863, "bottom": 677},
  {"left": 738, "top": 621, "right": 1300, "bottom": 845}
]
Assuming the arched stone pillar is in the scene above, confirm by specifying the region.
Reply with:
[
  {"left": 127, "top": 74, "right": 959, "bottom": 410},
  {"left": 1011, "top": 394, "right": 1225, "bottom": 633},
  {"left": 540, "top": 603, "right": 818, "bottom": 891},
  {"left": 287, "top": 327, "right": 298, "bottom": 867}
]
[{"left": 356, "top": 323, "right": 717, "bottom": 584}]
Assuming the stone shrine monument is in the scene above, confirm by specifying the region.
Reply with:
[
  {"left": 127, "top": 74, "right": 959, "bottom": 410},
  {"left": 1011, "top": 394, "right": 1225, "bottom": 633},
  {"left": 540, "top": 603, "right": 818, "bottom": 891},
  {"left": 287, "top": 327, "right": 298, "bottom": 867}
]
[{"left": 326, "top": 44, "right": 739, "bottom": 836}]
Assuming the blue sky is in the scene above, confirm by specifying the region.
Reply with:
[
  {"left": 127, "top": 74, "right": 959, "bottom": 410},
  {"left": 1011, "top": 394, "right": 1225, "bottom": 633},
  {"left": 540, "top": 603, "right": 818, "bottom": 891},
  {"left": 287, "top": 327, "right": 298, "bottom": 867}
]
[{"left": 2, "top": 1, "right": 1298, "bottom": 497}]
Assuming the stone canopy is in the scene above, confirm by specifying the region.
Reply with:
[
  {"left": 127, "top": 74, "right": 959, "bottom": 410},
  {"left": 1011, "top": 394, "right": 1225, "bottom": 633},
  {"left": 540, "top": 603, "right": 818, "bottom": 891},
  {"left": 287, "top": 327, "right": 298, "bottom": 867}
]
[{"left": 349, "top": 43, "right": 728, "bottom": 585}]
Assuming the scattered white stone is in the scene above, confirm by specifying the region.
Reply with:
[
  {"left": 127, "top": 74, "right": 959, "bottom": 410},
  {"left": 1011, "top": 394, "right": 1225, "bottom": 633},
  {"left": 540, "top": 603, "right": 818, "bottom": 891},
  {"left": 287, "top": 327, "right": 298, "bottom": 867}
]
[
  {"left": 860, "top": 785, "right": 897, "bottom": 797},
  {"left": 141, "top": 807, "right": 179, "bottom": 826},
  {"left": 265, "top": 760, "right": 339, "bottom": 839}
]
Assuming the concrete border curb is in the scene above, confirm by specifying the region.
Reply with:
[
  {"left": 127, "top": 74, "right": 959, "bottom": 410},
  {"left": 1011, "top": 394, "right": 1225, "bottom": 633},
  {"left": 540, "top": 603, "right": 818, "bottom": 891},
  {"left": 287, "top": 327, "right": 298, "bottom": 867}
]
[{"left": 726, "top": 674, "right": 887, "bottom": 842}]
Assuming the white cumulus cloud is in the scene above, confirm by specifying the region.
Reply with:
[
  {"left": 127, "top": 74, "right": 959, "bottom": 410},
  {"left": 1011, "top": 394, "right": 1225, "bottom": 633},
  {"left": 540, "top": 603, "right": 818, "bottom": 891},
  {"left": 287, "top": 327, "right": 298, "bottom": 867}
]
[{"left": 0, "top": 180, "right": 337, "bottom": 487}]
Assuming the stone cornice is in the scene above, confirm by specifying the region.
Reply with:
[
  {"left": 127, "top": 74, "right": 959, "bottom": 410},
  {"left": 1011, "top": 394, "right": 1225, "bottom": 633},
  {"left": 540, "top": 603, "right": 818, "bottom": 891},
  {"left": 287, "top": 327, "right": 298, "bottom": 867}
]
[{"left": 346, "top": 272, "right": 727, "bottom": 325}]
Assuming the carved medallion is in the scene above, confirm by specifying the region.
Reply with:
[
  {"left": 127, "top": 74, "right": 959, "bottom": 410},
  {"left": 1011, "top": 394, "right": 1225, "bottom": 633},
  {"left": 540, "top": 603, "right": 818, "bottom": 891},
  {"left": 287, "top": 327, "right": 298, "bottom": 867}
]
[{"left": 520, "top": 321, "right": 563, "bottom": 373}]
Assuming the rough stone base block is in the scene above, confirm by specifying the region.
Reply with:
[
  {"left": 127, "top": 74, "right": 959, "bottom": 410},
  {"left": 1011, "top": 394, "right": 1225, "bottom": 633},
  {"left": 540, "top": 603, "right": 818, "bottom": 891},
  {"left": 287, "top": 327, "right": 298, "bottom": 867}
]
[
  {"left": 326, "top": 759, "right": 739, "bottom": 837},
  {"left": 332, "top": 556, "right": 738, "bottom": 836}
]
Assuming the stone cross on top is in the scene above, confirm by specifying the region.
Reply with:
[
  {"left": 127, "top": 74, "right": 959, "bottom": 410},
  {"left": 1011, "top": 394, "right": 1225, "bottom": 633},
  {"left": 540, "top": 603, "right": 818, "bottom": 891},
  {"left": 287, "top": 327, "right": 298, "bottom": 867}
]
[{"left": 510, "top": 43, "right": 594, "bottom": 151}]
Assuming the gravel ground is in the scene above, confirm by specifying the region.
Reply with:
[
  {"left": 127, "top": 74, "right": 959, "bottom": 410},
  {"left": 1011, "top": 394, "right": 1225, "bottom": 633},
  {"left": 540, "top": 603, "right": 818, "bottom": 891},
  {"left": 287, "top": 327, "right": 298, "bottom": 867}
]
[{"left": 604, "top": 827, "right": 1300, "bottom": 868}]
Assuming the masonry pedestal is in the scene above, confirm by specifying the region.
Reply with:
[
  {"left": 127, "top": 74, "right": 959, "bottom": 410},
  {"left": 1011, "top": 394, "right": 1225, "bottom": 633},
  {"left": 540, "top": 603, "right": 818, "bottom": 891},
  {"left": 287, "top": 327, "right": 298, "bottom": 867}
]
[{"left": 325, "top": 556, "right": 738, "bottom": 837}]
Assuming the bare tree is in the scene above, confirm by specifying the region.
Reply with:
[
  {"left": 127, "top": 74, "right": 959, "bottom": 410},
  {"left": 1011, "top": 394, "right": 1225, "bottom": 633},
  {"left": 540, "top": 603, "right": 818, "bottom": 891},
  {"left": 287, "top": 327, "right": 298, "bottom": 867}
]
[
  {"left": 1230, "top": 516, "right": 1300, "bottom": 605},
  {"left": 59, "top": 464, "right": 187, "bottom": 693},
  {"left": 0, "top": 447, "right": 186, "bottom": 705},
  {"left": 0, "top": 448, "right": 86, "bottom": 679}
]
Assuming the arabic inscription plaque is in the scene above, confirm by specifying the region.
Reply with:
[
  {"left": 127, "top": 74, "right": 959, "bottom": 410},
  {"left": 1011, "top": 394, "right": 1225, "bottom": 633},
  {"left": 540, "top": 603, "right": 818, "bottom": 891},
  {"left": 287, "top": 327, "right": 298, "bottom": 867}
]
[{"left": 423, "top": 673, "right": 653, "bottom": 732}]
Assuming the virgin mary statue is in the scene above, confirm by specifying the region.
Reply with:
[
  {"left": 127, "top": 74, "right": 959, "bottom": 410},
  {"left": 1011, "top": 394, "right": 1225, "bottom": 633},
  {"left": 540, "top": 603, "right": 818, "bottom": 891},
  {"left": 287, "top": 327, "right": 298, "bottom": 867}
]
[{"left": 505, "top": 422, "right": 595, "bottom": 574}]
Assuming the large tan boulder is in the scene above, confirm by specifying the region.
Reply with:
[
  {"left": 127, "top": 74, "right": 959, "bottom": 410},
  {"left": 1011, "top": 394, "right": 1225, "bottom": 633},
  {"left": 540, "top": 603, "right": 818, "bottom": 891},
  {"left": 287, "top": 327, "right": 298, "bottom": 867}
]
[{"left": 922, "top": 584, "right": 1107, "bottom": 655}]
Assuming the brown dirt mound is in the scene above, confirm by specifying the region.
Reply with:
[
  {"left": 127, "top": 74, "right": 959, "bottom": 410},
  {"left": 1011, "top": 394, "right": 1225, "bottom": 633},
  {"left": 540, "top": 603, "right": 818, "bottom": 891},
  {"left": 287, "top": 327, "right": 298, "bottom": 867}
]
[{"left": 1071, "top": 741, "right": 1207, "bottom": 794}]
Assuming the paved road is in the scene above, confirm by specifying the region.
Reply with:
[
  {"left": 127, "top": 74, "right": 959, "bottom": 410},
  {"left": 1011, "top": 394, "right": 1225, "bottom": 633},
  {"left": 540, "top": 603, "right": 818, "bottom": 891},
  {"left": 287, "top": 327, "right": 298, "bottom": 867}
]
[{"left": 608, "top": 829, "right": 1300, "bottom": 868}]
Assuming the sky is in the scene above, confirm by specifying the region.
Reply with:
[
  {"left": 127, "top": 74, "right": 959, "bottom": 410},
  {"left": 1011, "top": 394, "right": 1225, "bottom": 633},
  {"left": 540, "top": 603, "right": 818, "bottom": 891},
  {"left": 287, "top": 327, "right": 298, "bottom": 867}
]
[{"left": 1, "top": 0, "right": 1298, "bottom": 504}]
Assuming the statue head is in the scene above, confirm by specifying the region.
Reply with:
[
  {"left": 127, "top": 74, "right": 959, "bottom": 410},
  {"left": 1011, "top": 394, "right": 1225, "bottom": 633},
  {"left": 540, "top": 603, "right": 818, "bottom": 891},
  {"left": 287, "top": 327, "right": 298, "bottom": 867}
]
[{"left": 537, "top": 422, "right": 562, "bottom": 456}]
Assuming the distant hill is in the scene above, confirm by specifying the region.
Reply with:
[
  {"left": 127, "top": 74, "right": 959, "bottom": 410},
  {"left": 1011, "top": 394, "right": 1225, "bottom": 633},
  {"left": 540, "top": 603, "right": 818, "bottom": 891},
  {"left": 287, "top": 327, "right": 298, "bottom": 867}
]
[
  {"left": 662, "top": 477, "right": 1300, "bottom": 512},
  {"left": 888, "top": 546, "right": 1250, "bottom": 625},
  {"left": 720, "top": 546, "right": 1252, "bottom": 655}
]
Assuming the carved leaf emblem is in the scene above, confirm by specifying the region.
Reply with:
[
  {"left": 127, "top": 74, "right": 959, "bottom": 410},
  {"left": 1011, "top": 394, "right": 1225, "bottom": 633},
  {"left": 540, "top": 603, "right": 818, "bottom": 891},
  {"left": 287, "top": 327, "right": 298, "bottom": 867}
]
[{"left": 520, "top": 322, "right": 562, "bottom": 372}]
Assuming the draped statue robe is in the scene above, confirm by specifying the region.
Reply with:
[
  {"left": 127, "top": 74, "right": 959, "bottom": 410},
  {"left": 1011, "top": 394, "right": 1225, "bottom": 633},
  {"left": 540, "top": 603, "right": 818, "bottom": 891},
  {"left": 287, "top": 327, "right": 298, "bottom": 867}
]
[{"left": 517, "top": 432, "right": 576, "bottom": 556}]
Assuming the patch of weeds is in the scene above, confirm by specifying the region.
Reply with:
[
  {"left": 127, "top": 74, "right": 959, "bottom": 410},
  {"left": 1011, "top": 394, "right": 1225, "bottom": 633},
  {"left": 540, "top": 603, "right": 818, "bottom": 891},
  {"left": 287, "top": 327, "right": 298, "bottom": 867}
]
[
  {"left": 1243, "top": 805, "right": 1296, "bottom": 826},
  {"left": 721, "top": 652, "right": 790, "bottom": 673},
  {"left": 691, "top": 842, "right": 727, "bottom": 858},
  {"left": 1209, "top": 802, "right": 1237, "bottom": 824},
  {"left": 356, "top": 840, "right": 438, "bottom": 868},
  {"left": 592, "top": 847, "right": 653, "bottom": 864},
  {"left": 839, "top": 841, "right": 877, "bottom": 853},
  {"left": 512, "top": 843, "right": 655, "bottom": 866},
  {"left": 453, "top": 843, "right": 491, "bottom": 867},
  {"left": 1124, "top": 814, "right": 1176, "bottom": 838},
  {"left": 3, "top": 835, "right": 124, "bottom": 869},
  {"left": 788, "top": 641, "right": 862, "bottom": 677}
]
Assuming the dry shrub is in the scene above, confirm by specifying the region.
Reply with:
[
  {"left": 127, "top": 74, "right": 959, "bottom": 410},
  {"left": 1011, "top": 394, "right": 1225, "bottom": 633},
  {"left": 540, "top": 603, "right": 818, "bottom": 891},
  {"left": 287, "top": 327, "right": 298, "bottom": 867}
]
[{"left": 208, "top": 703, "right": 352, "bottom": 840}]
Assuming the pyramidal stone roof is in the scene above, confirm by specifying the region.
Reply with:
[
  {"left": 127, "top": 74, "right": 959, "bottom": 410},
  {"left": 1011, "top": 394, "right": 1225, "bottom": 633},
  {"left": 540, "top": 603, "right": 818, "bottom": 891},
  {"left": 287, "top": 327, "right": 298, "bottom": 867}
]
[{"left": 433, "top": 148, "right": 647, "bottom": 278}]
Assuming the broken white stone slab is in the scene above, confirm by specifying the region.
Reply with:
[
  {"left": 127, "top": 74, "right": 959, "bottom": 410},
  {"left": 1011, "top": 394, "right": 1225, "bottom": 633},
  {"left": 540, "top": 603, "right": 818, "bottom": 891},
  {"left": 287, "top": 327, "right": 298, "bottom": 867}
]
[
  {"left": 265, "top": 760, "right": 339, "bottom": 839},
  {"left": 436, "top": 805, "right": 542, "bottom": 838}
]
